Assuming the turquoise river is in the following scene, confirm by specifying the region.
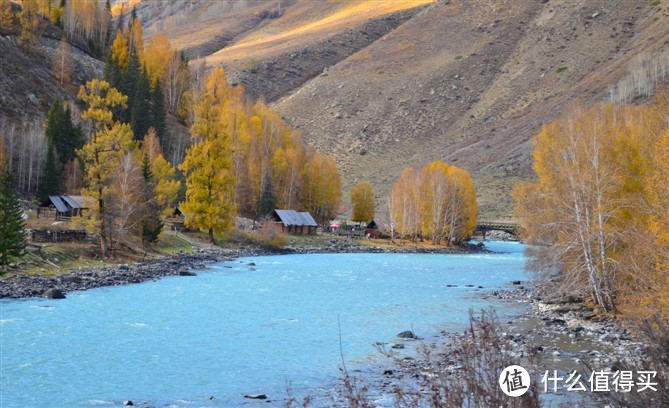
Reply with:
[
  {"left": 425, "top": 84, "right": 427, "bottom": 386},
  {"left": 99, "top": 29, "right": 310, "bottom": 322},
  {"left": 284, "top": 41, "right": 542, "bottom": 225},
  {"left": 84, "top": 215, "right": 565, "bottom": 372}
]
[{"left": 0, "top": 241, "right": 528, "bottom": 407}]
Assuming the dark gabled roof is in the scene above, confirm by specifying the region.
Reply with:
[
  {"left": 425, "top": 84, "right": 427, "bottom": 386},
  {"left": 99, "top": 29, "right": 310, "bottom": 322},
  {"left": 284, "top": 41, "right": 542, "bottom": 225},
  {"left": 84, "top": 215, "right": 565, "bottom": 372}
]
[
  {"left": 47, "top": 195, "right": 68, "bottom": 213},
  {"left": 61, "top": 195, "right": 93, "bottom": 209},
  {"left": 273, "top": 210, "right": 318, "bottom": 227},
  {"left": 38, "top": 195, "right": 94, "bottom": 212},
  {"left": 297, "top": 212, "right": 318, "bottom": 227}
]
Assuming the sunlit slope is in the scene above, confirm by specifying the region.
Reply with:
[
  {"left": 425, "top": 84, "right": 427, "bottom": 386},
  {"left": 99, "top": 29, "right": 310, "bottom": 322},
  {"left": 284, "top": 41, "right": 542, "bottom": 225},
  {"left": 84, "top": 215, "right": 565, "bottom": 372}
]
[
  {"left": 275, "top": 0, "right": 669, "bottom": 218},
  {"left": 204, "top": 0, "right": 434, "bottom": 64}
]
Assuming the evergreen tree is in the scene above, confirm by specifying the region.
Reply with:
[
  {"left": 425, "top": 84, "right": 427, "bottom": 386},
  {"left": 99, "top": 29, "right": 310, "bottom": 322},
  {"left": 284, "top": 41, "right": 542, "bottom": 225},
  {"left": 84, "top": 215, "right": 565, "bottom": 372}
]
[
  {"left": 45, "top": 98, "right": 64, "bottom": 143},
  {"left": 104, "top": 52, "right": 122, "bottom": 90},
  {"left": 61, "top": 105, "right": 84, "bottom": 164},
  {"left": 140, "top": 155, "right": 163, "bottom": 247},
  {"left": 0, "top": 169, "right": 26, "bottom": 269},
  {"left": 150, "top": 79, "right": 166, "bottom": 140},
  {"left": 117, "top": 49, "right": 140, "bottom": 124},
  {"left": 256, "top": 171, "right": 275, "bottom": 219},
  {"left": 104, "top": 0, "right": 113, "bottom": 48},
  {"left": 38, "top": 143, "right": 59, "bottom": 201},
  {"left": 130, "top": 69, "right": 151, "bottom": 139},
  {"left": 45, "top": 99, "right": 84, "bottom": 166}
]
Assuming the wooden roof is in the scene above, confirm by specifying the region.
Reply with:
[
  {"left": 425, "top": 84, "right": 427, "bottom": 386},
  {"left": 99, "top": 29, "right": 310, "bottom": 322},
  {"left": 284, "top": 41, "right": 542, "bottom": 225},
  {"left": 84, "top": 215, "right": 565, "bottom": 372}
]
[
  {"left": 273, "top": 210, "right": 318, "bottom": 227},
  {"left": 38, "top": 195, "right": 94, "bottom": 212}
]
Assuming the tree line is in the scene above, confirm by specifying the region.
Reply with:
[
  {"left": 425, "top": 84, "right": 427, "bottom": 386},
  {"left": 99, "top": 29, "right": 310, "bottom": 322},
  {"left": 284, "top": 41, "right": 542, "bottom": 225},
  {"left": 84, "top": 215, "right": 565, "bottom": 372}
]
[
  {"left": 382, "top": 161, "right": 477, "bottom": 245},
  {"left": 0, "top": 4, "right": 344, "bottom": 256},
  {"left": 514, "top": 97, "right": 669, "bottom": 320}
]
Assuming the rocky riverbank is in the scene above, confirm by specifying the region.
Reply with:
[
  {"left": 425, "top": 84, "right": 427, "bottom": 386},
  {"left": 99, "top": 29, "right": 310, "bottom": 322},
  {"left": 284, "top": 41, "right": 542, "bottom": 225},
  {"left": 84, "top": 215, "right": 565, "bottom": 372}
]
[
  {"left": 0, "top": 249, "right": 230, "bottom": 299},
  {"left": 360, "top": 285, "right": 645, "bottom": 406},
  {"left": 0, "top": 239, "right": 488, "bottom": 300}
]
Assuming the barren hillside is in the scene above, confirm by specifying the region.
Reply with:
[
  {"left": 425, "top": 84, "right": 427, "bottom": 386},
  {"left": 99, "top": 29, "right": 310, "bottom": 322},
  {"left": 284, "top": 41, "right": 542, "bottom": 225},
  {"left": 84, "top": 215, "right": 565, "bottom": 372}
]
[
  {"left": 96, "top": 1, "right": 669, "bottom": 218},
  {"left": 3, "top": 1, "right": 666, "bottom": 217},
  {"left": 273, "top": 1, "right": 669, "bottom": 218},
  {"left": 0, "top": 19, "right": 103, "bottom": 121}
]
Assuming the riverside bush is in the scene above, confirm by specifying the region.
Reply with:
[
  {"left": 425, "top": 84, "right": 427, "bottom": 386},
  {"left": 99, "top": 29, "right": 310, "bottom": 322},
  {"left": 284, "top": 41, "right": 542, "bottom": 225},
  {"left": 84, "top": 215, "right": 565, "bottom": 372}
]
[
  {"left": 248, "top": 224, "right": 287, "bottom": 250},
  {"left": 331, "top": 308, "right": 542, "bottom": 407}
]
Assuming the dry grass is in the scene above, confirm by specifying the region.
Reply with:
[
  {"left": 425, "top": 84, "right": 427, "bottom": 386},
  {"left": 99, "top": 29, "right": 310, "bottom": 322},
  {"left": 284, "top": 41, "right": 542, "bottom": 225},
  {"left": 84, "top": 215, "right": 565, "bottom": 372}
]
[{"left": 200, "top": 0, "right": 433, "bottom": 64}]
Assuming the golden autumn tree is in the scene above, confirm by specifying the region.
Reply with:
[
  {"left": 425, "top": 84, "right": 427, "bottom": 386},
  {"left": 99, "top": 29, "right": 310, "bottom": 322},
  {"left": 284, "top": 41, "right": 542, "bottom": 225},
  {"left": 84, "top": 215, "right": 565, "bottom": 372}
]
[
  {"left": 391, "top": 167, "right": 421, "bottom": 242},
  {"left": 610, "top": 97, "right": 669, "bottom": 320},
  {"left": 179, "top": 67, "right": 236, "bottom": 244},
  {"left": 299, "top": 148, "right": 342, "bottom": 225},
  {"left": 110, "top": 29, "right": 129, "bottom": 69},
  {"left": 18, "top": 0, "right": 41, "bottom": 51},
  {"left": 77, "top": 79, "right": 134, "bottom": 256},
  {"left": 390, "top": 161, "right": 476, "bottom": 245},
  {"left": 0, "top": 0, "right": 14, "bottom": 33},
  {"left": 350, "top": 181, "right": 375, "bottom": 224},
  {"left": 638, "top": 128, "right": 669, "bottom": 318},
  {"left": 444, "top": 165, "right": 477, "bottom": 244},
  {"left": 513, "top": 104, "right": 655, "bottom": 313},
  {"left": 420, "top": 161, "right": 450, "bottom": 244},
  {"left": 141, "top": 128, "right": 181, "bottom": 215},
  {"left": 143, "top": 33, "right": 172, "bottom": 86},
  {"left": 271, "top": 145, "right": 303, "bottom": 209}
]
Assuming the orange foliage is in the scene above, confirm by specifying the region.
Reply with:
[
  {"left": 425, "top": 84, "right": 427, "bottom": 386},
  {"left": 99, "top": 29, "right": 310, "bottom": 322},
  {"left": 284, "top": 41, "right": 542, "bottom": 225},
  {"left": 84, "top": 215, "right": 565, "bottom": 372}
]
[
  {"left": 143, "top": 34, "right": 172, "bottom": 86},
  {"left": 391, "top": 161, "right": 476, "bottom": 245},
  {"left": 514, "top": 102, "right": 669, "bottom": 317}
]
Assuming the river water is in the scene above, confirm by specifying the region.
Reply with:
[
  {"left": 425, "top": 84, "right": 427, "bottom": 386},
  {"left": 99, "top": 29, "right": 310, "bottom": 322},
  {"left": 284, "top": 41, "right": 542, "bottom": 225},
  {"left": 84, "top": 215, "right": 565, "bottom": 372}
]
[{"left": 0, "top": 241, "right": 528, "bottom": 407}]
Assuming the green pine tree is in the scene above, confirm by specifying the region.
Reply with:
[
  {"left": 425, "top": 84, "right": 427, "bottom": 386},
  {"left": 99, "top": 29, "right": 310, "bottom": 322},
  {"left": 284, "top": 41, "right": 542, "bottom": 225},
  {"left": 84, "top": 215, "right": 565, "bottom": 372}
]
[
  {"left": 119, "top": 50, "right": 141, "bottom": 124},
  {"left": 104, "top": 52, "right": 122, "bottom": 90},
  {"left": 104, "top": 0, "right": 113, "bottom": 48},
  {"left": 130, "top": 69, "right": 151, "bottom": 139},
  {"left": 38, "top": 143, "right": 59, "bottom": 201},
  {"left": 0, "top": 169, "right": 26, "bottom": 269},
  {"left": 61, "top": 105, "right": 84, "bottom": 164},
  {"left": 45, "top": 99, "right": 65, "bottom": 149},
  {"left": 150, "top": 79, "right": 166, "bottom": 140},
  {"left": 45, "top": 100, "right": 84, "bottom": 166},
  {"left": 256, "top": 171, "right": 276, "bottom": 219},
  {"left": 140, "top": 155, "right": 163, "bottom": 247}
]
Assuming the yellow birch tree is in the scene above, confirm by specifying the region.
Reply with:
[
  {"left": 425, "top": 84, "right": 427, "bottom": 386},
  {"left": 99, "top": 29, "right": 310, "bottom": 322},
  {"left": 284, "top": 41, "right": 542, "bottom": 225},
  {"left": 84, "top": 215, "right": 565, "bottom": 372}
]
[{"left": 350, "top": 181, "right": 375, "bottom": 224}]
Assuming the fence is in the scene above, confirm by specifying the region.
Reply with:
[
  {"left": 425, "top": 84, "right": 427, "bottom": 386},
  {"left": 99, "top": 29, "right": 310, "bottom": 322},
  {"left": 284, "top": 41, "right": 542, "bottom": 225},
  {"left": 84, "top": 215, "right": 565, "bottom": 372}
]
[{"left": 30, "top": 229, "right": 87, "bottom": 243}]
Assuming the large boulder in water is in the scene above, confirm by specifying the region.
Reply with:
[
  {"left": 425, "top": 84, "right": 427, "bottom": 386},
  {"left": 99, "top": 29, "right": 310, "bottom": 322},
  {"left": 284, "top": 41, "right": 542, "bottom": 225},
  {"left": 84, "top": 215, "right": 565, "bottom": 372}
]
[
  {"left": 243, "top": 394, "right": 267, "bottom": 400},
  {"left": 43, "top": 288, "right": 66, "bottom": 299},
  {"left": 179, "top": 271, "right": 197, "bottom": 276},
  {"left": 397, "top": 330, "right": 416, "bottom": 339}
]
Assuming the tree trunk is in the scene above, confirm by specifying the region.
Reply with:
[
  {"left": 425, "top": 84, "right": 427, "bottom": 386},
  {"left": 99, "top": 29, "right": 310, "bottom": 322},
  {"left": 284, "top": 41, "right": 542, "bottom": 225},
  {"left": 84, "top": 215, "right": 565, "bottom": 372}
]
[{"left": 208, "top": 228, "right": 216, "bottom": 245}]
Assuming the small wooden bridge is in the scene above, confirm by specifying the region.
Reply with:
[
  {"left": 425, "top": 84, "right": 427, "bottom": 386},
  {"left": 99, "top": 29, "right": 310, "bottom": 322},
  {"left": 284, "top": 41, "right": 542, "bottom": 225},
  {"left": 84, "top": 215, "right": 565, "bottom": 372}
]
[{"left": 473, "top": 221, "right": 521, "bottom": 240}]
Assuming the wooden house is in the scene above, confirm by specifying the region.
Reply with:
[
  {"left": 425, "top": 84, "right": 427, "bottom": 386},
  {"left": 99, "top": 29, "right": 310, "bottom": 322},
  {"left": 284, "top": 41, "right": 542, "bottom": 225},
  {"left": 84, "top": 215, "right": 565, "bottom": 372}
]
[
  {"left": 37, "top": 195, "right": 94, "bottom": 220},
  {"left": 267, "top": 210, "right": 318, "bottom": 235}
]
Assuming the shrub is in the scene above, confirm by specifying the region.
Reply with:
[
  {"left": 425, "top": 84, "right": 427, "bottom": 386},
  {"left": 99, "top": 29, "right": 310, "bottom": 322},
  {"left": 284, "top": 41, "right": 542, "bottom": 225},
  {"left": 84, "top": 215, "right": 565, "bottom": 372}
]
[
  {"left": 336, "top": 308, "right": 541, "bottom": 407},
  {"left": 247, "top": 59, "right": 257, "bottom": 73},
  {"left": 249, "top": 222, "right": 287, "bottom": 250}
]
